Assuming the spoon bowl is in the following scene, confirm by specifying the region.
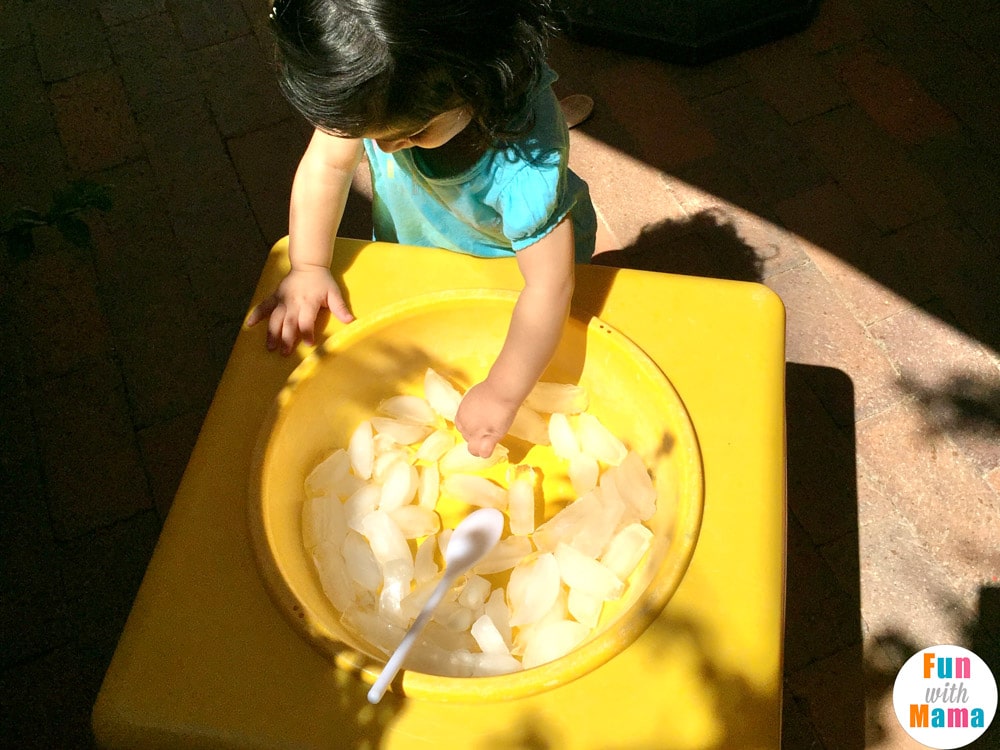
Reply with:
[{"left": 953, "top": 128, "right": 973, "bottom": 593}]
[{"left": 441, "top": 508, "right": 505, "bottom": 571}]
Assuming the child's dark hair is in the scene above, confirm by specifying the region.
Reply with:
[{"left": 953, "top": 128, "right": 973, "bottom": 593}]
[{"left": 269, "top": 0, "right": 560, "bottom": 146}]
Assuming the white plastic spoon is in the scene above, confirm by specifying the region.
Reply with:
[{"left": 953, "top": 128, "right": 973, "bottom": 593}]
[{"left": 366, "top": 507, "right": 505, "bottom": 704}]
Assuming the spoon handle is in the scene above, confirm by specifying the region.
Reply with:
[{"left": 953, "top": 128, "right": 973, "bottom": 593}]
[{"left": 367, "top": 570, "right": 457, "bottom": 704}]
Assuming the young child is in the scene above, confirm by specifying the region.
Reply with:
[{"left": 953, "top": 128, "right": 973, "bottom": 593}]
[{"left": 248, "top": 0, "right": 598, "bottom": 458}]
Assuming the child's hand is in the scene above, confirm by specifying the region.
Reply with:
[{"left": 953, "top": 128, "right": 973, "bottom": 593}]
[
  {"left": 454, "top": 380, "right": 520, "bottom": 458},
  {"left": 246, "top": 265, "right": 354, "bottom": 355}
]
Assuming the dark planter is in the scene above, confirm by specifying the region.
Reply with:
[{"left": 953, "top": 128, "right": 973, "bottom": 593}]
[{"left": 561, "top": 0, "right": 820, "bottom": 64}]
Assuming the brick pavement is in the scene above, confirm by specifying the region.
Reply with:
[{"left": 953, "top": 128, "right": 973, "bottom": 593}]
[{"left": 2, "top": 0, "right": 998, "bottom": 747}]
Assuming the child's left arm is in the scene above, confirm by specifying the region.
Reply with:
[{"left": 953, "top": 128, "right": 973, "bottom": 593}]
[{"left": 454, "top": 215, "right": 576, "bottom": 457}]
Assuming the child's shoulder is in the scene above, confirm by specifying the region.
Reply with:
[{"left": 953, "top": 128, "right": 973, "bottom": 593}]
[{"left": 492, "top": 66, "right": 567, "bottom": 169}]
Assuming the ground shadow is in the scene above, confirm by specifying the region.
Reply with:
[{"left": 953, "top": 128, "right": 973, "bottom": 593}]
[
  {"left": 593, "top": 209, "right": 765, "bottom": 282},
  {"left": 783, "top": 363, "right": 866, "bottom": 748},
  {"left": 552, "top": 29, "right": 1000, "bottom": 357}
]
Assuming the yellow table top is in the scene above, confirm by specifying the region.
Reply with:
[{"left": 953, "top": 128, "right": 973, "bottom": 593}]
[{"left": 93, "top": 239, "right": 787, "bottom": 750}]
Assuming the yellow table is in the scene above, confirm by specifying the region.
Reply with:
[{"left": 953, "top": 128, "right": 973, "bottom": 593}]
[{"left": 93, "top": 239, "right": 786, "bottom": 750}]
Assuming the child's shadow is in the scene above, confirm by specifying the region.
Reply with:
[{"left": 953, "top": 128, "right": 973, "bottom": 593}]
[{"left": 593, "top": 210, "right": 764, "bottom": 283}]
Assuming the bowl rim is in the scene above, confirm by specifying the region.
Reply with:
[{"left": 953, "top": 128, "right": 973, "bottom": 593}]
[{"left": 247, "top": 288, "right": 705, "bottom": 702}]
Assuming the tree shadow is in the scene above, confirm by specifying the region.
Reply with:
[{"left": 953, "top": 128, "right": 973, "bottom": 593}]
[
  {"left": 861, "top": 629, "right": 923, "bottom": 747},
  {"left": 897, "top": 372, "right": 1000, "bottom": 441},
  {"left": 480, "top": 711, "right": 558, "bottom": 750},
  {"left": 965, "top": 586, "right": 1000, "bottom": 748},
  {"left": 638, "top": 613, "right": 791, "bottom": 750},
  {"left": 862, "top": 587, "right": 1000, "bottom": 749},
  {"left": 480, "top": 610, "right": 791, "bottom": 750}
]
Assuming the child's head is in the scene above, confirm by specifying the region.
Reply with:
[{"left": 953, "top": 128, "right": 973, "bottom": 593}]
[{"left": 269, "top": 0, "right": 558, "bottom": 147}]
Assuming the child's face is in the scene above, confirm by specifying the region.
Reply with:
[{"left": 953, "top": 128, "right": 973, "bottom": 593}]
[{"left": 369, "top": 107, "right": 473, "bottom": 154}]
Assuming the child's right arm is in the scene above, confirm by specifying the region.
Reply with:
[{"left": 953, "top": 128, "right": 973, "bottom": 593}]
[{"left": 247, "top": 130, "right": 365, "bottom": 354}]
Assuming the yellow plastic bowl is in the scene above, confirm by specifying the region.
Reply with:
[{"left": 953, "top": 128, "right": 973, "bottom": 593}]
[{"left": 248, "top": 289, "right": 703, "bottom": 702}]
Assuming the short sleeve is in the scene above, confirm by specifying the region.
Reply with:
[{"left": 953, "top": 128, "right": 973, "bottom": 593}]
[{"left": 490, "top": 158, "right": 576, "bottom": 251}]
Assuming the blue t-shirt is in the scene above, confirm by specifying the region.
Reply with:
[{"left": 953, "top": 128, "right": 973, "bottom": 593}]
[{"left": 363, "top": 69, "right": 596, "bottom": 264}]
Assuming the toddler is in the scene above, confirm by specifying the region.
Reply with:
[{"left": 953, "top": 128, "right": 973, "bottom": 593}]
[{"left": 248, "top": 0, "right": 597, "bottom": 457}]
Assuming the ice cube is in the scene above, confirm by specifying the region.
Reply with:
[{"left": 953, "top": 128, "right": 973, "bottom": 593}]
[
  {"left": 506, "top": 467, "right": 536, "bottom": 536},
  {"left": 402, "top": 640, "right": 468, "bottom": 676},
  {"left": 424, "top": 368, "right": 463, "bottom": 422},
  {"left": 378, "top": 460, "right": 418, "bottom": 512},
  {"left": 507, "top": 405, "right": 551, "bottom": 445},
  {"left": 438, "top": 528, "right": 453, "bottom": 560},
  {"left": 506, "top": 552, "right": 560, "bottom": 626},
  {"left": 524, "top": 382, "right": 589, "bottom": 414},
  {"left": 417, "top": 463, "right": 440, "bottom": 511},
  {"left": 377, "top": 394, "right": 438, "bottom": 426},
  {"left": 547, "top": 412, "right": 579, "bottom": 460},
  {"left": 413, "top": 534, "right": 439, "bottom": 583},
  {"left": 512, "top": 589, "right": 569, "bottom": 656},
  {"left": 420, "top": 621, "right": 477, "bottom": 654},
  {"left": 599, "top": 469, "right": 627, "bottom": 517},
  {"left": 600, "top": 522, "right": 654, "bottom": 582},
  {"left": 576, "top": 413, "right": 628, "bottom": 466},
  {"left": 553, "top": 542, "right": 624, "bottom": 601},
  {"left": 457, "top": 574, "right": 491, "bottom": 611},
  {"left": 301, "top": 494, "right": 347, "bottom": 550},
  {"left": 359, "top": 509, "right": 413, "bottom": 572},
  {"left": 568, "top": 452, "right": 599, "bottom": 495},
  {"left": 520, "top": 619, "right": 589, "bottom": 669},
  {"left": 371, "top": 417, "right": 432, "bottom": 446},
  {"left": 532, "top": 491, "right": 602, "bottom": 552},
  {"left": 567, "top": 488, "right": 624, "bottom": 559},
  {"left": 343, "top": 484, "right": 380, "bottom": 533},
  {"left": 341, "top": 530, "right": 382, "bottom": 593},
  {"left": 348, "top": 420, "right": 374, "bottom": 479},
  {"left": 400, "top": 577, "right": 437, "bottom": 621},
  {"left": 567, "top": 587, "right": 603, "bottom": 630},
  {"left": 312, "top": 540, "right": 354, "bottom": 612},
  {"left": 485, "top": 588, "right": 513, "bottom": 648},
  {"left": 433, "top": 600, "right": 475, "bottom": 632},
  {"left": 372, "top": 433, "right": 399, "bottom": 457},
  {"left": 389, "top": 505, "right": 441, "bottom": 538},
  {"left": 400, "top": 642, "right": 456, "bottom": 676},
  {"left": 443, "top": 649, "right": 477, "bottom": 677},
  {"left": 339, "top": 473, "right": 366, "bottom": 500},
  {"left": 372, "top": 449, "right": 411, "bottom": 483},
  {"left": 469, "top": 652, "right": 522, "bottom": 676},
  {"left": 472, "top": 535, "right": 532, "bottom": 575},
  {"left": 442, "top": 474, "right": 507, "bottom": 509},
  {"left": 378, "top": 558, "right": 414, "bottom": 628},
  {"left": 341, "top": 607, "right": 404, "bottom": 656},
  {"left": 414, "top": 429, "right": 455, "bottom": 463},
  {"left": 304, "top": 449, "right": 351, "bottom": 498},
  {"left": 439, "top": 442, "right": 508, "bottom": 474},
  {"left": 614, "top": 451, "right": 657, "bottom": 521},
  {"left": 471, "top": 613, "right": 511, "bottom": 655}
]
